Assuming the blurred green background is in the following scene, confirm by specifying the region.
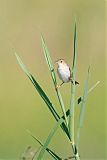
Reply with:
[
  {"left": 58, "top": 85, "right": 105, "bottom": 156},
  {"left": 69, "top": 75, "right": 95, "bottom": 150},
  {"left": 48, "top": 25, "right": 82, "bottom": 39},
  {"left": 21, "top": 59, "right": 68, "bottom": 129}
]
[{"left": 0, "top": 0, "right": 106, "bottom": 159}]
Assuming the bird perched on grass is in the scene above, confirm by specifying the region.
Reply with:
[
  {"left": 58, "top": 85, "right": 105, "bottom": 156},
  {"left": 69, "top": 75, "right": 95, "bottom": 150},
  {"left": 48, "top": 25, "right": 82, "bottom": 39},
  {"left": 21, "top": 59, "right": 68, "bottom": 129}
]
[{"left": 56, "top": 59, "right": 79, "bottom": 88}]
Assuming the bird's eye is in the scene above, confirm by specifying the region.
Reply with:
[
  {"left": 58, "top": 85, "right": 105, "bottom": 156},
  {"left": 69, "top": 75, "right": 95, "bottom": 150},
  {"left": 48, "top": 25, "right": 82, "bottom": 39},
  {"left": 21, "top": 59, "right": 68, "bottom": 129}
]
[{"left": 61, "top": 60, "right": 62, "bottom": 63}]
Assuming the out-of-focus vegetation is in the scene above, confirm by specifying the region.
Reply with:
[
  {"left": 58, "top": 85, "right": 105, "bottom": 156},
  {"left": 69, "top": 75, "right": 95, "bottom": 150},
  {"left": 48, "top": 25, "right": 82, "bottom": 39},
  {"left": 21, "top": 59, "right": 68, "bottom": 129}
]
[{"left": 0, "top": 0, "right": 105, "bottom": 159}]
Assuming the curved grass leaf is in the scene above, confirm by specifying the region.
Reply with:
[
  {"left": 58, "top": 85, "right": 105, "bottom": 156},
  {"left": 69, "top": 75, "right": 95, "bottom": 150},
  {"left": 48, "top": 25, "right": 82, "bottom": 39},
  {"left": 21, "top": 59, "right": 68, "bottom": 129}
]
[
  {"left": 37, "top": 118, "right": 64, "bottom": 160},
  {"left": 76, "top": 67, "right": 90, "bottom": 149},
  {"left": 15, "top": 53, "right": 70, "bottom": 139},
  {"left": 15, "top": 53, "right": 59, "bottom": 121},
  {"left": 41, "top": 35, "right": 68, "bottom": 128},
  {"left": 27, "top": 130, "right": 61, "bottom": 160}
]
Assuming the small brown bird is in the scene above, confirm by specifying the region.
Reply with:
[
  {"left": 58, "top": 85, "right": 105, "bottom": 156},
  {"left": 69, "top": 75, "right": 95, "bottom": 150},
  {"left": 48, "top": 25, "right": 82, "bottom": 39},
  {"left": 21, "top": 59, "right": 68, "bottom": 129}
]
[{"left": 56, "top": 59, "right": 79, "bottom": 88}]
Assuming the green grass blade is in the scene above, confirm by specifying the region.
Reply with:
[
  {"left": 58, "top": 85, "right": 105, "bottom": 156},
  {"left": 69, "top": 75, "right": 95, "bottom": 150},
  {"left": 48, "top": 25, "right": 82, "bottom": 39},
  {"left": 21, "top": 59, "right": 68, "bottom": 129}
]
[
  {"left": 37, "top": 118, "right": 64, "bottom": 160},
  {"left": 76, "top": 67, "right": 90, "bottom": 149},
  {"left": 72, "top": 24, "right": 77, "bottom": 72},
  {"left": 31, "top": 76, "right": 69, "bottom": 138},
  {"left": 77, "top": 81, "right": 100, "bottom": 105},
  {"left": 62, "top": 81, "right": 100, "bottom": 120},
  {"left": 69, "top": 22, "right": 77, "bottom": 142},
  {"left": 88, "top": 81, "right": 100, "bottom": 94},
  {"left": 68, "top": 22, "right": 80, "bottom": 160},
  {"left": 56, "top": 90, "right": 69, "bottom": 127},
  {"left": 15, "top": 53, "right": 70, "bottom": 139},
  {"left": 27, "top": 130, "right": 61, "bottom": 160},
  {"left": 30, "top": 75, "right": 59, "bottom": 120},
  {"left": 15, "top": 53, "right": 59, "bottom": 121},
  {"left": 41, "top": 35, "right": 68, "bottom": 127},
  {"left": 41, "top": 34, "right": 56, "bottom": 85}
]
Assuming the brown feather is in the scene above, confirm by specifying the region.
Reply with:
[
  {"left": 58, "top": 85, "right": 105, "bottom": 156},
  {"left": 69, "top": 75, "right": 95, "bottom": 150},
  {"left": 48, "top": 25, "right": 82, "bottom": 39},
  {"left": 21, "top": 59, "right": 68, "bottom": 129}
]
[{"left": 69, "top": 67, "right": 79, "bottom": 85}]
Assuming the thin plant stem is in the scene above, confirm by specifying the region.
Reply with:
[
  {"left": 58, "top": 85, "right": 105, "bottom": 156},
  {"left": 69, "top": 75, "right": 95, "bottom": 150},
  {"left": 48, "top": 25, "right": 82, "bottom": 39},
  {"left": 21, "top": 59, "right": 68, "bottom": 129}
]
[
  {"left": 68, "top": 23, "right": 80, "bottom": 160},
  {"left": 69, "top": 23, "right": 76, "bottom": 142},
  {"left": 76, "top": 67, "right": 90, "bottom": 150},
  {"left": 41, "top": 35, "right": 68, "bottom": 127},
  {"left": 69, "top": 83, "right": 75, "bottom": 142},
  {"left": 56, "top": 88, "right": 68, "bottom": 127}
]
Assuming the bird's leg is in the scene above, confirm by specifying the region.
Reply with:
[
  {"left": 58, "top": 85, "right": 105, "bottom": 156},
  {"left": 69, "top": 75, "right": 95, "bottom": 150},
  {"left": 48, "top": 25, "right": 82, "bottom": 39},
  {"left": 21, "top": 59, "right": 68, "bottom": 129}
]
[
  {"left": 55, "top": 82, "right": 64, "bottom": 90},
  {"left": 60, "top": 82, "right": 64, "bottom": 87}
]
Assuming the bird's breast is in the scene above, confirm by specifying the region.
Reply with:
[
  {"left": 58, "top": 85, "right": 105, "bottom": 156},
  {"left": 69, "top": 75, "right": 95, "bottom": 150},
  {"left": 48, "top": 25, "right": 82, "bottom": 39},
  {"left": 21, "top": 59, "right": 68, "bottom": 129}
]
[{"left": 57, "top": 66, "right": 70, "bottom": 83}]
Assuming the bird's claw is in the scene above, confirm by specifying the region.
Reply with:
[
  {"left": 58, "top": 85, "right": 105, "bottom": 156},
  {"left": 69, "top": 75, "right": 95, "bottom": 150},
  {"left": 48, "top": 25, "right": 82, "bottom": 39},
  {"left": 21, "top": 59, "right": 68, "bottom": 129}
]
[{"left": 55, "top": 84, "right": 60, "bottom": 91}]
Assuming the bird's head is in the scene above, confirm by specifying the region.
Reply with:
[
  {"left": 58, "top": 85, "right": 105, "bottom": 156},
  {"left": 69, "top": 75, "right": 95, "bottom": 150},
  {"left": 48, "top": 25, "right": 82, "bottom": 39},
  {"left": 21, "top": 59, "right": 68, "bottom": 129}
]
[{"left": 55, "top": 59, "right": 67, "bottom": 67}]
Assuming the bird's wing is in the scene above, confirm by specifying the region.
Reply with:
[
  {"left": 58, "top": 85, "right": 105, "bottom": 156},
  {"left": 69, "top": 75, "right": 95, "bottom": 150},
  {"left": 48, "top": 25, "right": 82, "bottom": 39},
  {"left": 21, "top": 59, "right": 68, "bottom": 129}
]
[
  {"left": 69, "top": 67, "right": 79, "bottom": 85},
  {"left": 69, "top": 67, "right": 72, "bottom": 80}
]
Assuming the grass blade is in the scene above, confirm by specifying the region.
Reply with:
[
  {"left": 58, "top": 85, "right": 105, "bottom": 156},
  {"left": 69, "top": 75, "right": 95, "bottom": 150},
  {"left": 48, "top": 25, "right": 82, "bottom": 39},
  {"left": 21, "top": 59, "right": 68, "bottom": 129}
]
[
  {"left": 27, "top": 130, "right": 61, "bottom": 160},
  {"left": 31, "top": 75, "right": 70, "bottom": 139},
  {"left": 77, "top": 81, "right": 100, "bottom": 105},
  {"left": 62, "top": 81, "right": 100, "bottom": 119},
  {"left": 41, "top": 35, "right": 68, "bottom": 127},
  {"left": 88, "top": 81, "right": 100, "bottom": 94},
  {"left": 69, "top": 22, "right": 77, "bottom": 142},
  {"left": 76, "top": 67, "right": 90, "bottom": 149},
  {"left": 68, "top": 22, "right": 80, "bottom": 160},
  {"left": 15, "top": 53, "right": 70, "bottom": 139},
  {"left": 15, "top": 53, "right": 59, "bottom": 121},
  {"left": 37, "top": 118, "right": 64, "bottom": 160},
  {"left": 56, "top": 90, "right": 69, "bottom": 127},
  {"left": 41, "top": 34, "right": 57, "bottom": 86}
]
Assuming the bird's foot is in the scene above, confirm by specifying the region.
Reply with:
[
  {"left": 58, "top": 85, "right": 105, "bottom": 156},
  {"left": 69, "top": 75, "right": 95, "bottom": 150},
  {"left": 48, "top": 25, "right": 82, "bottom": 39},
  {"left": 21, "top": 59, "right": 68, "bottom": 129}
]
[
  {"left": 55, "top": 84, "right": 60, "bottom": 91},
  {"left": 55, "top": 82, "right": 64, "bottom": 91}
]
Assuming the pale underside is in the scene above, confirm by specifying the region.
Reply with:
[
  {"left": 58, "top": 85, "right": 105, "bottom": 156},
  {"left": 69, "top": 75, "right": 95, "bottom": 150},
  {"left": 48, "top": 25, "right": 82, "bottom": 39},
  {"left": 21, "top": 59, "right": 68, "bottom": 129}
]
[{"left": 57, "top": 65, "right": 71, "bottom": 83}]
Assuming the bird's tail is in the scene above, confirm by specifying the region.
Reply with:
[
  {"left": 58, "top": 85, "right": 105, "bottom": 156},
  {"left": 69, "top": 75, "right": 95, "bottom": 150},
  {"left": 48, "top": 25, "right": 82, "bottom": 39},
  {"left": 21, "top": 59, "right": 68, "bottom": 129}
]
[
  {"left": 70, "top": 79, "right": 79, "bottom": 85},
  {"left": 75, "top": 80, "right": 79, "bottom": 85}
]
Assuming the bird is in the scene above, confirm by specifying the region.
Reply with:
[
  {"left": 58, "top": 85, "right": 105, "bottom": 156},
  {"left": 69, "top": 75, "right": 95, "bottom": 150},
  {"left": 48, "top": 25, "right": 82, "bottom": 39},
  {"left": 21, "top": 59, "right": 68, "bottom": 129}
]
[{"left": 56, "top": 59, "right": 79, "bottom": 89}]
